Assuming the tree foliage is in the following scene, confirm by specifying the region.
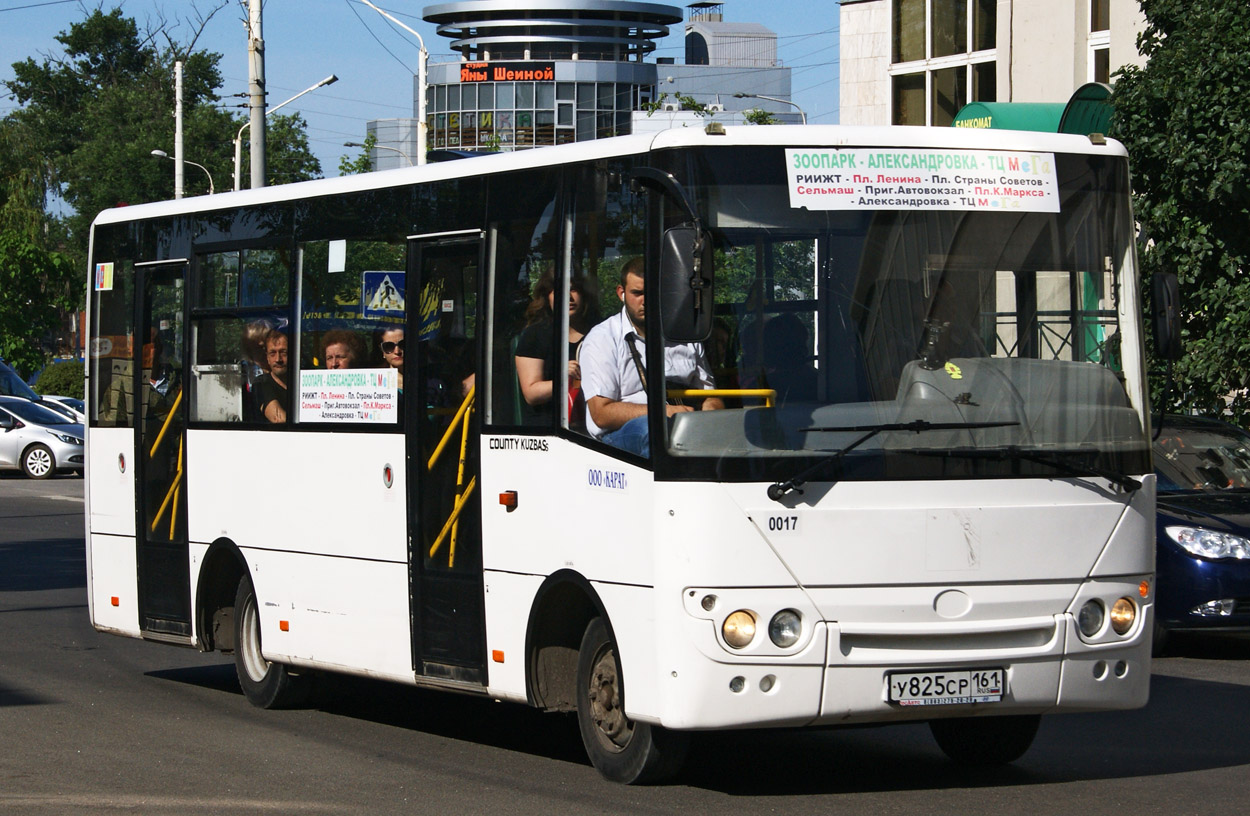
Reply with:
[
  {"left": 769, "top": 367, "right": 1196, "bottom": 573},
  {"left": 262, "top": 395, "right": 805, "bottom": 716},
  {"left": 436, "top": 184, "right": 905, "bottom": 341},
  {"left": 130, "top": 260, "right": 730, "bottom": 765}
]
[
  {"left": 1112, "top": 0, "right": 1250, "bottom": 420},
  {"left": 3, "top": 6, "right": 322, "bottom": 255},
  {"left": 1, "top": 5, "right": 323, "bottom": 370}
]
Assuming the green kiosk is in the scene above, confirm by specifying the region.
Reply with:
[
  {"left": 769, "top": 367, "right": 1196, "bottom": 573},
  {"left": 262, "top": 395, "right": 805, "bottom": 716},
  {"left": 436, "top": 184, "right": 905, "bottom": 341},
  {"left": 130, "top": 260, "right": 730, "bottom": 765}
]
[{"left": 952, "top": 83, "right": 1113, "bottom": 136}]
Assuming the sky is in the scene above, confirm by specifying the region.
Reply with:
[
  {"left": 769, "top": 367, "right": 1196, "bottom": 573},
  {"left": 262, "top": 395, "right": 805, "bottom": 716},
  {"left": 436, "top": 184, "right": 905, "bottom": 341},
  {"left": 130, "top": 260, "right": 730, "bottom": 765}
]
[{"left": 0, "top": 0, "right": 840, "bottom": 178}]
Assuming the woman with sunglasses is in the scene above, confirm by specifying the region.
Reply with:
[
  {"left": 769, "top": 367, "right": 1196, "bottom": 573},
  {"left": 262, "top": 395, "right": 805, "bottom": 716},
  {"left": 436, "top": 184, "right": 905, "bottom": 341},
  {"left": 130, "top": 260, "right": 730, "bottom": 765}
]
[{"left": 378, "top": 328, "right": 404, "bottom": 394}]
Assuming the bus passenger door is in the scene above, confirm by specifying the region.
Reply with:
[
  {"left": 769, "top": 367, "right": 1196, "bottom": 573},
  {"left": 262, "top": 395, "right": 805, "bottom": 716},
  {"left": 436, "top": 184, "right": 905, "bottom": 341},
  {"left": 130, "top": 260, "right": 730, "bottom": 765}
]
[
  {"left": 408, "top": 232, "right": 486, "bottom": 684},
  {"left": 134, "top": 261, "right": 191, "bottom": 639}
]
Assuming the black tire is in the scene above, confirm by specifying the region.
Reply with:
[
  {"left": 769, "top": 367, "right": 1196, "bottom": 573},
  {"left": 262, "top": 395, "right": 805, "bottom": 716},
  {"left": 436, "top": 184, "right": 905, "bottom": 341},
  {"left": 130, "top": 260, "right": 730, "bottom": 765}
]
[
  {"left": 21, "top": 444, "right": 55, "bottom": 479},
  {"left": 929, "top": 714, "right": 1041, "bottom": 765},
  {"left": 575, "top": 617, "right": 688, "bottom": 784},
  {"left": 233, "top": 576, "right": 308, "bottom": 709}
]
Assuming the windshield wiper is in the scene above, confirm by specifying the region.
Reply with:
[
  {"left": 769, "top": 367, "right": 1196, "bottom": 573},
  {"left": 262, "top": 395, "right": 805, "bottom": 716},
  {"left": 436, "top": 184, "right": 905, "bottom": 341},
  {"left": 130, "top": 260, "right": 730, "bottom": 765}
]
[
  {"left": 766, "top": 419, "right": 1020, "bottom": 502},
  {"left": 917, "top": 445, "right": 1142, "bottom": 492}
]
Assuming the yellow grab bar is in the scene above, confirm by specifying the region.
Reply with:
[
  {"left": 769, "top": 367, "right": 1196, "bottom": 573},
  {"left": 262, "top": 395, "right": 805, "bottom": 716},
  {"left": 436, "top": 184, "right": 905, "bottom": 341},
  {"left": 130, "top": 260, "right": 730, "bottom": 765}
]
[
  {"left": 428, "top": 385, "right": 476, "bottom": 471},
  {"left": 666, "top": 387, "right": 776, "bottom": 408},
  {"left": 148, "top": 387, "right": 183, "bottom": 458}
]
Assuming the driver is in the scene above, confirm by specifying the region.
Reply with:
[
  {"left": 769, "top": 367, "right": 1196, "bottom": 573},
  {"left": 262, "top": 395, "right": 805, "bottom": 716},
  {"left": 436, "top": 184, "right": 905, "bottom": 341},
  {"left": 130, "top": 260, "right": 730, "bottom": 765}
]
[{"left": 579, "top": 257, "right": 722, "bottom": 456}]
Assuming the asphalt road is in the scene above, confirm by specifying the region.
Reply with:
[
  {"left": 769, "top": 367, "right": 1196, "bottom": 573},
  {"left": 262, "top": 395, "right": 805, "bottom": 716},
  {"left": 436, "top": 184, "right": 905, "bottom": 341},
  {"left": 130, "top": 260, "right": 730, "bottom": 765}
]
[{"left": 3, "top": 471, "right": 1250, "bottom": 814}]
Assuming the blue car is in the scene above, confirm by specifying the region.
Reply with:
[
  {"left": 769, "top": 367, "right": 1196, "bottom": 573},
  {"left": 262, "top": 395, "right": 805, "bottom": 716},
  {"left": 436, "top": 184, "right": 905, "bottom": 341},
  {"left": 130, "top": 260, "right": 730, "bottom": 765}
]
[{"left": 1153, "top": 414, "right": 1250, "bottom": 653}]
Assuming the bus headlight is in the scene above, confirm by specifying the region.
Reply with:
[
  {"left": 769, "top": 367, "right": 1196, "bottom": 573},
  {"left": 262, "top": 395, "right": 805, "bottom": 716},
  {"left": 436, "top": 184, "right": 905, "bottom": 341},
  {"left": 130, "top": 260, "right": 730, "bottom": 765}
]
[
  {"left": 1077, "top": 600, "right": 1105, "bottom": 637},
  {"left": 1110, "top": 597, "right": 1137, "bottom": 635},
  {"left": 768, "top": 610, "right": 802, "bottom": 647},
  {"left": 722, "top": 611, "right": 756, "bottom": 649}
]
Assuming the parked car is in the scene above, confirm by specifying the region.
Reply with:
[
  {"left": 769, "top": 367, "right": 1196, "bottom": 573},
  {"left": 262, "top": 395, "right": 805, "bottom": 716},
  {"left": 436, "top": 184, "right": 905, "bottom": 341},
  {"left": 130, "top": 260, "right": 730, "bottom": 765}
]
[
  {"left": 0, "top": 395, "right": 84, "bottom": 479},
  {"left": 40, "top": 395, "right": 86, "bottom": 422},
  {"left": 1153, "top": 414, "right": 1250, "bottom": 653},
  {"left": 1, "top": 358, "right": 85, "bottom": 422}
]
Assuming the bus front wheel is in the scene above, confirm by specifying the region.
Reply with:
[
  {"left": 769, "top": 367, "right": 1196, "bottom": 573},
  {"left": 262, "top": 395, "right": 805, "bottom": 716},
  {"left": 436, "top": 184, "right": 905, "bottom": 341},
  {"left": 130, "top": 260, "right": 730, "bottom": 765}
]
[
  {"left": 575, "top": 617, "right": 688, "bottom": 784},
  {"left": 233, "top": 576, "right": 308, "bottom": 709},
  {"left": 929, "top": 714, "right": 1040, "bottom": 765}
]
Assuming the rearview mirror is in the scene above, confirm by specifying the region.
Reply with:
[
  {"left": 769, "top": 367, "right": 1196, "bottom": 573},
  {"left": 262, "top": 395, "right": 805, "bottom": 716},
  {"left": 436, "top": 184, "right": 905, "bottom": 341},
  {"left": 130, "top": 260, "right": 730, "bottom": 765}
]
[
  {"left": 659, "top": 225, "right": 714, "bottom": 343},
  {"left": 1152, "top": 272, "right": 1182, "bottom": 361}
]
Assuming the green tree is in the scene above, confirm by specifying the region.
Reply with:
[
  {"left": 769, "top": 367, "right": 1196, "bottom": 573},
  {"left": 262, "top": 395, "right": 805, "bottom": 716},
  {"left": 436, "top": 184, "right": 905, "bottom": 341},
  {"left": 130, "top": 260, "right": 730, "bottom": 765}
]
[
  {"left": 1112, "top": 0, "right": 1250, "bottom": 420},
  {"left": 338, "top": 132, "right": 378, "bottom": 175},
  {"left": 4, "top": 6, "right": 321, "bottom": 255},
  {"left": 742, "top": 108, "right": 778, "bottom": 126},
  {"left": 0, "top": 119, "right": 75, "bottom": 374}
]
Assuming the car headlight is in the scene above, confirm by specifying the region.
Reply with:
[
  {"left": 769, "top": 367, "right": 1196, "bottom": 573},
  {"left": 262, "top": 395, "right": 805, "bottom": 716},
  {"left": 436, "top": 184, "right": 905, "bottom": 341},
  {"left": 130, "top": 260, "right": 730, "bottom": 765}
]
[
  {"left": 1166, "top": 526, "right": 1250, "bottom": 559},
  {"left": 48, "top": 430, "right": 83, "bottom": 445}
]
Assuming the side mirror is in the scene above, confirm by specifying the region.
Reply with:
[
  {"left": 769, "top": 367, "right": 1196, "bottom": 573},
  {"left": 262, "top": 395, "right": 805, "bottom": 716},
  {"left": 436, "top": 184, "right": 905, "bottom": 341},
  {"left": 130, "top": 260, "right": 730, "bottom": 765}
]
[
  {"left": 1151, "top": 272, "right": 1182, "bottom": 361},
  {"left": 659, "top": 224, "right": 714, "bottom": 343}
]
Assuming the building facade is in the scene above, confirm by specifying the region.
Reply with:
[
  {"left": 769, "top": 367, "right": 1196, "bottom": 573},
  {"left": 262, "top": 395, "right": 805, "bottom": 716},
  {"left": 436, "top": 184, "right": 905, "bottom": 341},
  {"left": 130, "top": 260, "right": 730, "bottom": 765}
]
[
  {"left": 365, "top": 1, "right": 795, "bottom": 168},
  {"left": 839, "top": 0, "right": 1146, "bottom": 126}
]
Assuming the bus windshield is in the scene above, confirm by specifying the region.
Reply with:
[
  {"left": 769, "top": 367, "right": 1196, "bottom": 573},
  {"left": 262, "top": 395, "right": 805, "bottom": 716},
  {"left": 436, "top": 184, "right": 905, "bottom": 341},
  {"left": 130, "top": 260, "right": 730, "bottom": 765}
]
[{"left": 661, "top": 146, "right": 1148, "bottom": 479}]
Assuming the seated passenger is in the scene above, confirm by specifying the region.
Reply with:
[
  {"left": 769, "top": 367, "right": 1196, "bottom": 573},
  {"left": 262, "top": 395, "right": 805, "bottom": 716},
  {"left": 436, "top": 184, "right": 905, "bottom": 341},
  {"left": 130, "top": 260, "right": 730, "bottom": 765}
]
[
  {"left": 257, "top": 330, "right": 290, "bottom": 424},
  {"left": 579, "top": 258, "right": 723, "bottom": 457},
  {"left": 514, "top": 268, "right": 596, "bottom": 424},
  {"left": 377, "top": 327, "right": 404, "bottom": 394},
  {"left": 762, "top": 314, "right": 817, "bottom": 402},
  {"left": 322, "top": 329, "right": 366, "bottom": 369}
]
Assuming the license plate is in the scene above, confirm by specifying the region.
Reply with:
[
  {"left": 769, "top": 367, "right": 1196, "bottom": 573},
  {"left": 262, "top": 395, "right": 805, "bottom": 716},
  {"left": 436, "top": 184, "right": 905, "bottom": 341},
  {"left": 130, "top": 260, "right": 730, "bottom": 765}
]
[{"left": 887, "top": 668, "right": 1005, "bottom": 706}]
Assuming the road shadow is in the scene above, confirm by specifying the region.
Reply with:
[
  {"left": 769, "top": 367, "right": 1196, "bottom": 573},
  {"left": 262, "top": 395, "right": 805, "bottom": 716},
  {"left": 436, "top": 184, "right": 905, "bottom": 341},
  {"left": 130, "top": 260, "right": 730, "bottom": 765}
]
[
  {"left": 146, "top": 646, "right": 1250, "bottom": 792},
  {"left": 0, "top": 538, "right": 87, "bottom": 591}
]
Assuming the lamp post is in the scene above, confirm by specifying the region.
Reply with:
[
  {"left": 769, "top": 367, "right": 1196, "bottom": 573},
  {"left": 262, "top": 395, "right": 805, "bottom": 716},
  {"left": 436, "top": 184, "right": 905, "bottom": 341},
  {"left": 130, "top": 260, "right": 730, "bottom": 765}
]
[
  {"left": 233, "top": 74, "right": 339, "bottom": 191},
  {"left": 151, "top": 149, "right": 215, "bottom": 195},
  {"left": 733, "top": 92, "right": 808, "bottom": 125},
  {"left": 344, "top": 141, "right": 415, "bottom": 168},
  {"left": 356, "top": 0, "right": 427, "bottom": 166}
]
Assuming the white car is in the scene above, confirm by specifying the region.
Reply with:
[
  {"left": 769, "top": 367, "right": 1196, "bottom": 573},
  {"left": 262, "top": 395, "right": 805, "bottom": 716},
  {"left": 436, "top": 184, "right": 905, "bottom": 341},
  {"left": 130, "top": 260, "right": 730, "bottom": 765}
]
[{"left": 0, "top": 395, "right": 85, "bottom": 478}]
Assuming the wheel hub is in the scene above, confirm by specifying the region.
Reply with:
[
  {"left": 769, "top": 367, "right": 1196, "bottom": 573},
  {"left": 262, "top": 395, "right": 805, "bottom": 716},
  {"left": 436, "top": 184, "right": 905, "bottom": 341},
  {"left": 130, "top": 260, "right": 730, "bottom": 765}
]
[{"left": 588, "top": 647, "right": 633, "bottom": 750}]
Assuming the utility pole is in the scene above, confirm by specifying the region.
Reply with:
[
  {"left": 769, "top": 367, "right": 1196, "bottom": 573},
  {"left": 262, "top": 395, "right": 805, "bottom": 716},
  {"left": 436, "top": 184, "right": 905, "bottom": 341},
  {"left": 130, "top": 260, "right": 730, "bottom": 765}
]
[
  {"left": 173, "top": 60, "right": 184, "bottom": 199},
  {"left": 247, "top": 0, "right": 267, "bottom": 188}
]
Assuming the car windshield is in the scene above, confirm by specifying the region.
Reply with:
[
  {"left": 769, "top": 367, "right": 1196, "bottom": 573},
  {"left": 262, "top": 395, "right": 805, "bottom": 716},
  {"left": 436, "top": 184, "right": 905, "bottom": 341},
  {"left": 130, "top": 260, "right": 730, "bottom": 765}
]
[
  {"left": 656, "top": 146, "right": 1149, "bottom": 481},
  {"left": 2, "top": 399, "right": 76, "bottom": 425},
  {"left": 1155, "top": 421, "right": 1250, "bottom": 492},
  {"left": 0, "top": 362, "right": 38, "bottom": 400}
]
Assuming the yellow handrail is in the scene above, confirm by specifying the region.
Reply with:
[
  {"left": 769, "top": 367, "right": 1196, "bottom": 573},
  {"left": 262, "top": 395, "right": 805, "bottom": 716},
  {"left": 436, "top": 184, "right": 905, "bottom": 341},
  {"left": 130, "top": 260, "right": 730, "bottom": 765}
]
[
  {"left": 428, "top": 385, "right": 475, "bottom": 471},
  {"left": 428, "top": 476, "right": 477, "bottom": 566},
  {"left": 148, "top": 387, "right": 183, "bottom": 458},
  {"left": 666, "top": 387, "right": 776, "bottom": 408}
]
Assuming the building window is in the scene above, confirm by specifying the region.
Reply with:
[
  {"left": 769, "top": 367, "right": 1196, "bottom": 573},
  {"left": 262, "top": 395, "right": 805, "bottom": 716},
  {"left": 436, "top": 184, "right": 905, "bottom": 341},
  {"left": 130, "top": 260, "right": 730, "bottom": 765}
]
[
  {"left": 1088, "top": 0, "right": 1111, "bottom": 83},
  {"left": 890, "top": 0, "right": 996, "bottom": 126}
]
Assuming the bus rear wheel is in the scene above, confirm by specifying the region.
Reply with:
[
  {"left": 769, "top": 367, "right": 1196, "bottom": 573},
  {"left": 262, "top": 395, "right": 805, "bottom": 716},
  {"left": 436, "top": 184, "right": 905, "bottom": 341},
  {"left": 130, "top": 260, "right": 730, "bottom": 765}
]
[
  {"left": 233, "top": 576, "right": 308, "bottom": 709},
  {"left": 575, "top": 617, "right": 688, "bottom": 784},
  {"left": 929, "top": 714, "right": 1040, "bottom": 765}
]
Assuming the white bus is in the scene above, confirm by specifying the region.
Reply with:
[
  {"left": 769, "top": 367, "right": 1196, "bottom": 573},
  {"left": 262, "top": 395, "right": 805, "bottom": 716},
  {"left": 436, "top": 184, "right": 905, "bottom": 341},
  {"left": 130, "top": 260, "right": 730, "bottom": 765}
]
[{"left": 86, "top": 124, "right": 1156, "bottom": 783}]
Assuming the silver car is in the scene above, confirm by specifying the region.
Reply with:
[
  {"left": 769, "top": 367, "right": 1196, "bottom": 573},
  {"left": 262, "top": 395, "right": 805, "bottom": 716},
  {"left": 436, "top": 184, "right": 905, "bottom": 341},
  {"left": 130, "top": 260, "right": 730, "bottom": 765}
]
[{"left": 0, "top": 395, "right": 85, "bottom": 479}]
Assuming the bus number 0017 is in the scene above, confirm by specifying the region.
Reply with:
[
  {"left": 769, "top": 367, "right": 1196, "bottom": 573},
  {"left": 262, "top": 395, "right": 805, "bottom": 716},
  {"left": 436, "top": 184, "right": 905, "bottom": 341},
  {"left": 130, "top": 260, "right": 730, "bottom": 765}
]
[{"left": 767, "top": 515, "right": 799, "bottom": 532}]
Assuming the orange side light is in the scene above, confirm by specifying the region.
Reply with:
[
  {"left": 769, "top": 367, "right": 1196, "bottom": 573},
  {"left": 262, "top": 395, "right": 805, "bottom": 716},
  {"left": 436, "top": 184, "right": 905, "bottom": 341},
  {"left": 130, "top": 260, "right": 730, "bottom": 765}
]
[
  {"left": 111, "top": 596, "right": 119, "bottom": 607},
  {"left": 1139, "top": 580, "right": 1151, "bottom": 599},
  {"left": 499, "top": 490, "right": 518, "bottom": 512},
  {"left": 279, "top": 620, "right": 290, "bottom": 632},
  {"left": 492, "top": 649, "right": 505, "bottom": 663}
]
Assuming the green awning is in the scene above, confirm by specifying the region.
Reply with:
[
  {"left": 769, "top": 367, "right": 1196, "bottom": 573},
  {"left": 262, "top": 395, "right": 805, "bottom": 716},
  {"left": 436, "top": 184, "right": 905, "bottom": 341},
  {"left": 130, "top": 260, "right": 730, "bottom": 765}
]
[
  {"left": 951, "top": 102, "right": 1065, "bottom": 132},
  {"left": 1059, "top": 83, "right": 1113, "bottom": 136}
]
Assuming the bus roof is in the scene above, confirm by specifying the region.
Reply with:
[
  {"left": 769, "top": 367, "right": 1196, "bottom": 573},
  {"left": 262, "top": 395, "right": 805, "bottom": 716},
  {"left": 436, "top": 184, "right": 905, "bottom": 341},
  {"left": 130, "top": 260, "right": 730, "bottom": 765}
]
[{"left": 90, "top": 125, "right": 1128, "bottom": 229}]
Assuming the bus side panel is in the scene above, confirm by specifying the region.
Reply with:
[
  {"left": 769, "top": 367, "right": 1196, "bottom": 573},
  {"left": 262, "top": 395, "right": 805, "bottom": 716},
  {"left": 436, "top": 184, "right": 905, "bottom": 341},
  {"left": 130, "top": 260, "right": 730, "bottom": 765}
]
[
  {"left": 87, "top": 426, "right": 136, "bottom": 537},
  {"left": 479, "top": 436, "right": 655, "bottom": 586},
  {"left": 241, "top": 548, "right": 414, "bottom": 682},
  {"left": 481, "top": 570, "right": 543, "bottom": 703},
  {"left": 88, "top": 533, "right": 141, "bottom": 636},
  {"left": 185, "top": 429, "right": 407, "bottom": 563},
  {"left": 594, "top": 581, "right": 661, "bottom": 724}
]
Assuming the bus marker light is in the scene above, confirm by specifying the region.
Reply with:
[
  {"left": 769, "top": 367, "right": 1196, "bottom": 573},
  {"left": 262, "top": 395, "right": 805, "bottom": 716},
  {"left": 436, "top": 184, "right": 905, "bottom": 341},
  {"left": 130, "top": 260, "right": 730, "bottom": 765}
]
[
  {"left": 1139, "top": 580, "right": 1150, "bottom": 599},
  {"left": 111, "top": 596, "right": 119, "bottom": 607},
  {"left": 280, "top": 620, "right": 289, "bottom": 632},
  {"left": 499, "top": 491, "right": 518, "bottom": 511},
  {"left": 492, "top": 650, "right": 505, "bottom": 663}
]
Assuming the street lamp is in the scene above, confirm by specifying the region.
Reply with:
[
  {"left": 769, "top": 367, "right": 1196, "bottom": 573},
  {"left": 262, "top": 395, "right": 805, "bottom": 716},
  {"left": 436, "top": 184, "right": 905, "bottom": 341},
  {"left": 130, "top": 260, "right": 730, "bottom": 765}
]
[
  {"left": 151, "top": 149, "right": 215, "bottom": 196},
  {"left": 733, "top": 92, "right": 808, "bottom": 125},
  {"left": 344, "top": 141, "right": 414, "bottom": 167},
  {"left": 356, "top": 0, "right": 427, "bottom": 166},
  {"left": 233, "top": 74, "right": 339, "bottom": 191}
]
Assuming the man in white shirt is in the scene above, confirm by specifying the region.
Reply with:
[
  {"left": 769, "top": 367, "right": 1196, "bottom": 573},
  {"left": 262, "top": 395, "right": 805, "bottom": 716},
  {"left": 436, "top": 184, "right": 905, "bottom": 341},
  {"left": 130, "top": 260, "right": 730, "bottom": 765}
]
[{"left": 579, "top": 258, "right": 723, "bottom": 456}]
